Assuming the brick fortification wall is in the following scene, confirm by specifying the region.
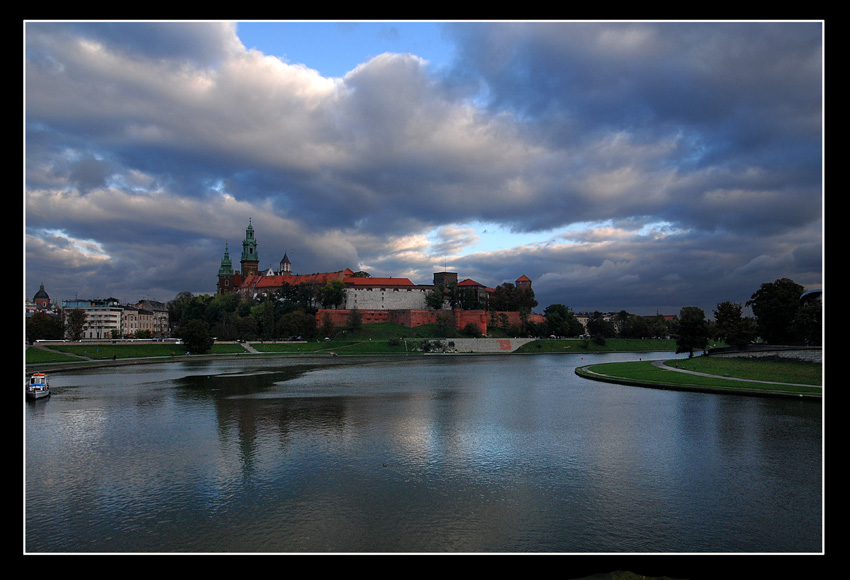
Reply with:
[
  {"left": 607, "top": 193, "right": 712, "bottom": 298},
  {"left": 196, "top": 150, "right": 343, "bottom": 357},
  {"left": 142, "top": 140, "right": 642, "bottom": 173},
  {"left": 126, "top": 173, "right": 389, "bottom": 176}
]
[{"left": 317, "top": 309, "right": 544, "bottom": 335}]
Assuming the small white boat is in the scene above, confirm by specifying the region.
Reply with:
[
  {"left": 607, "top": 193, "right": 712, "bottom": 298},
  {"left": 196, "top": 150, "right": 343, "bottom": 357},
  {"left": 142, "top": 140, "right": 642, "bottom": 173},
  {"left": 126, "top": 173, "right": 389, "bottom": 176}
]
[{"left": 26, "top": 372, "right": 51, "bottom": 400}]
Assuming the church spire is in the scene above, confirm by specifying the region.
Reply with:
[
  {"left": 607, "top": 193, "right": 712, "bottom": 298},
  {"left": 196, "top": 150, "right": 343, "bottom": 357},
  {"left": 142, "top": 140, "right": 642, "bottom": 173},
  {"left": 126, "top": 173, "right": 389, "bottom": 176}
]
[
  {"left": 240, "top": 218, "right": 259, "bottom": 276},
  {"left": 218, "top": 242, "right": 234, "bottom": 275}
]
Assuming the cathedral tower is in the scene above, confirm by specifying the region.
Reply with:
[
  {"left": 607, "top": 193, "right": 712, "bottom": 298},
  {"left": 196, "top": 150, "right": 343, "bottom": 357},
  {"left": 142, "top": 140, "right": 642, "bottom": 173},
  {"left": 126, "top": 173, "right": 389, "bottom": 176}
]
[
  {"left": 217, "top": 242, "right": 236, "bottom": 294},
  {"left": 240, "top": 219, "right": 259, "bottom": 277}
]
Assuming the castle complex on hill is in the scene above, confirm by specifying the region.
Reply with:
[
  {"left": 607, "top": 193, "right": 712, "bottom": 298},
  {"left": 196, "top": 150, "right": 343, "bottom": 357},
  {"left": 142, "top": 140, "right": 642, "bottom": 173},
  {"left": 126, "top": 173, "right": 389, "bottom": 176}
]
[{"left": 216, "top": 220, "right": 543, "bottom": 334}]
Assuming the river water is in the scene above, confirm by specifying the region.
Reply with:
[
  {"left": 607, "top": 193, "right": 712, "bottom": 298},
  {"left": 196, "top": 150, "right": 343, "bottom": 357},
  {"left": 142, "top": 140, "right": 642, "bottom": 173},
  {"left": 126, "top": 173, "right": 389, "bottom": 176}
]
[{"left": 24, "top": 352, "right": 822, "bottom": 553}]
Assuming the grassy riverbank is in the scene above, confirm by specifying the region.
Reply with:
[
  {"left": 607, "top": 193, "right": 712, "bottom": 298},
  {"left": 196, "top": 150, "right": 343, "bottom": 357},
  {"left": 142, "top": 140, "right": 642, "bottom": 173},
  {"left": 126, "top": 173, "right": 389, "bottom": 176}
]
[
  {"left": 513, "top": 337, "right": 681, "bottom": 353},
  {"left": 25, "top": 326, "right": 685, "bottom": 367},
  {"left": 577, "top": 356, "right": 822, "bottom": 398}
]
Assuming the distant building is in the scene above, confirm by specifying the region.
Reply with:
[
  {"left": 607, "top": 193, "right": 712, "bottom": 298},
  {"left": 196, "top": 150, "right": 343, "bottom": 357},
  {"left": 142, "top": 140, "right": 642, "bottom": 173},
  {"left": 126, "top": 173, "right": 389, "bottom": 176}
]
[
  {"left": 60, "top": 297, "right": 170, "bottom": 339},
  {"left": 33, "top": 283, "right": 51, "bottom": 309},
  {"left": 62, "top": 298, "right": 124, "bottom": 339}
]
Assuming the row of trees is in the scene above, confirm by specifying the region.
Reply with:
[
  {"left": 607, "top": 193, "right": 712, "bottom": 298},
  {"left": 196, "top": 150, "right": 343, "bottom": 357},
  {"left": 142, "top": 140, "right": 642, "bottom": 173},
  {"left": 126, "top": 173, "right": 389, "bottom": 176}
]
[
  {"left": 540, "top": 305, "right": 677, "bottom": 341},
  {"left": 535, "top": 278, "right": 821, "bottom": 357},
  {"left": 676, "top": 278, "right": 821, "bottom": 356}
]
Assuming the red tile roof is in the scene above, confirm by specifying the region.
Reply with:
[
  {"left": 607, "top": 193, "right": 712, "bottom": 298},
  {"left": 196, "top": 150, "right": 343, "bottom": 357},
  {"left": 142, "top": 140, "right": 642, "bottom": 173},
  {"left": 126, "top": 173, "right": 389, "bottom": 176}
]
[
  {"left": 241, "top": 269, "right": 355, "bottom": 289},
  {"left": 458, "top": 278, "right": 484, "bottom": 287},
  {"left": 344, "top": 277, "right": 415, "bottom": 286}
]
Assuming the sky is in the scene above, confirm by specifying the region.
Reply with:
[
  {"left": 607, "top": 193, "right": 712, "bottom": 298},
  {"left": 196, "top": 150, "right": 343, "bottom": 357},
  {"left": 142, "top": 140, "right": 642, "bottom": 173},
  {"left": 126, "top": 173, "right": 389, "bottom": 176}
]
[{"left": 24, "top": 21, "right": 824, "bottom": 316}]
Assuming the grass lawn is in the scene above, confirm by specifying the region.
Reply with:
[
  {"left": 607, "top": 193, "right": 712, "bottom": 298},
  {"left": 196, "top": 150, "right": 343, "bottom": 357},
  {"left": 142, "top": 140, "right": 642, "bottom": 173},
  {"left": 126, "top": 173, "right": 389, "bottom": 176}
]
[
  {"left": 24, "top": 347, "right": 82, "bottom": 365},
  {"left": 514, "top": 338, "right": 682, "bottom": 353},
  {"left": 579, "top": 356, "right": 822, "bottom": 397},
  {"left": 665, "top": 356, "right": 821, "bottom": 385},
  {"left": 26, "top": 341, "right": 245, "bottom": 363}
]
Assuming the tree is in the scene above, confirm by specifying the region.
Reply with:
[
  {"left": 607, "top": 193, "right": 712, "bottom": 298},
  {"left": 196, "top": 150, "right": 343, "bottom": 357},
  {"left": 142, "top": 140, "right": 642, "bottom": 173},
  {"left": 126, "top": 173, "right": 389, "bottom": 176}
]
[
  {"left": 675, "top": 306, "right": 709, "bottom": 357},
  {"left": 544, "top": 304, "right": 584, "bottom": 337},
  {"left": 790, "top": 299, "right": 822, "bottom": 346},
  {"left": 179, "top": 319, "right": 214, "bottom": 354},
  {"left": 320, "top": 279, "right": 346, "bottom": 309},
  {"left": 251, "top": 298, "right": 276, "bottom": 340},
  {"left": 435, "top": 311, "right": 455, "bottom": 336},
  {"left": 26, "top": 311, "right": 64, "bottom": 342},
  {"left": 461, "top": 322, "right": 483, "bottom": 338},
  {"left": 746, "top": 278, "right": 805, "bottom": 344},
  {"left": 490, "top": 282, "right": 538, "bottom": 312},
  {"left": 586, "top": 312, "right": 615, "bottom": 338},
  {"left": 347, "top": 308, "right": 362, "bottom": 332},
  {"left": 277, "top": 310, "right": 317, "bottom": 340},
  {"left": 319, "top": 311, "right": 335, "bottom": 339},
  {"left": 65, "top": 308, "right": 86, "bottom": 341},
  {"left": 619, "top": 315, "right": 654, "bottom": 339},
  {"left": 712, "top": 301, "right": 755, "bottom": 349},
  {"left": 425, "top": 286, "right": 445, "bottom": 309}
]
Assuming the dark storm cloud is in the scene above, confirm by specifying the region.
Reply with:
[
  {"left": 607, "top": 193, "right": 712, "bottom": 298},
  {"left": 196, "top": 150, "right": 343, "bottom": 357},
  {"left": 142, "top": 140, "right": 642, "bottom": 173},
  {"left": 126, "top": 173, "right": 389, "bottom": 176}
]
[
  {"left": 442, "top": 21, "right": 822, "bottom": 235},
  {"left": 25, "top": 21, "right": 822, "bottom": 314}
]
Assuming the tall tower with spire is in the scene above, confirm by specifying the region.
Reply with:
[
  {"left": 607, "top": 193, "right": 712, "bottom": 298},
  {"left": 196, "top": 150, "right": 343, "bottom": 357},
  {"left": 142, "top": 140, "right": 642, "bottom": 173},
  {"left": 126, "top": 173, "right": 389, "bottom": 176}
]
[
  {"left": 240, "top": 219, "right": 259, "bottom": 277},
  {"left": 217, "top": 242, "right": 236, "bottom": 294}
]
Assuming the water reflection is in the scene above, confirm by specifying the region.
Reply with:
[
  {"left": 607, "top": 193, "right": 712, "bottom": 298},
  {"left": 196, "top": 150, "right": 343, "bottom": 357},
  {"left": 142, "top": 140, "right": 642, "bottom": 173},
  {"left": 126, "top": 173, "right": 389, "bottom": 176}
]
[{"left": 26, "top": 354, "right": 821, "bottom": 553}]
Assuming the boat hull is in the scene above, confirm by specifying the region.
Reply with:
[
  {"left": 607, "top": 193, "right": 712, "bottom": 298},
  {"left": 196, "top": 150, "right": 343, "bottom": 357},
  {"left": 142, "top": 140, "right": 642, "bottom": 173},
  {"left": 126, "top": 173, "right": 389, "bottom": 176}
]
[{"left": 26, "top": 389, "right": 50, "bottom": 400}]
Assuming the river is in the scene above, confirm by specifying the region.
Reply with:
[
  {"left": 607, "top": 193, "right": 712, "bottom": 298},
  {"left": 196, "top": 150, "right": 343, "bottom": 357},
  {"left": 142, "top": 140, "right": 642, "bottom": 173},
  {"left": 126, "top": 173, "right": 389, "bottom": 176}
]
[{"left": 24, "top": 352, "right": 822, "bottom": 553}]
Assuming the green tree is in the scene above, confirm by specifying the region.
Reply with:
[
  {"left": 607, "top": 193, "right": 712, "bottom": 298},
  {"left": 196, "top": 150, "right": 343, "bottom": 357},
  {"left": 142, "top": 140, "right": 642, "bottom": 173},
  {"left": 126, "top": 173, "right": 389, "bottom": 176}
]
[
  {"left": 461, "top": 322, "right": 483, "bottom": 337},
  {"left": 651, "top": 314, "right": 673, "bottom": 339},
  {"left": 791, "top": 299, "right": 822, "bottom": 346},
  {"left": 435, "top": 311, "right": 455, "bottom": 336},
  {"left": 544, "top": 304, "right": 584, "bottom": 337},
  {"left": 319, "top": 311, "right": 335, "bottom": 339},
  {"left": 347, "top": 307, "right": 362, "bottom": 332},
  {"left": 675, "top": 306, "right": 709, "bottom": 357},
  {"left": 26, "top": 311, "right": 64, "bottom": 342},
  {"left": 713, "top": 301, "right": 755, "bottom": 349},
  {"left": 320, "top": 279, "right": 346, "bottom": 309},
  {"left": 204, "top": 292, "right": 241, "bottom": 328},
  {"left": 458, "top": 286, "right": 483, "bottom": 310},
  {"left": 490, "top": 283, "right": 516, "bottom": 311},
  {"left": 490, "top": 282, "right": 538, "bottom": 312},
  {"left": 179, "top": 319, "right": 214, "bottom": 354},
  {"left": 64, "top": 308, "right": 86, "bottom": 341},
  {"left": 586, "top": 312, "right": 616, "bottom": 338},
  {"left": 426, "top": 286, "right": 445, "bottom": 309},
  {"left": 746, "top": 278, "right": 805, "bottom": 344},
  {"left": 277, "top": 309, "right": 317, "bottom": 340},
  {"left": 251, "top": 298, "right": 276, "bottom": 340},
  {"left": 619, "top": 315, "right": 654, "bottom": 339}
]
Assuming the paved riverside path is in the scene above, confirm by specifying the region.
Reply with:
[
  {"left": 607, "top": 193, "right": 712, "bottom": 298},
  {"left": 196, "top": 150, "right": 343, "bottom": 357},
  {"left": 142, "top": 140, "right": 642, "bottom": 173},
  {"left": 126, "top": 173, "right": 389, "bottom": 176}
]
[{"left": 651, "top": 360, "right": 817, "bottom": 388}]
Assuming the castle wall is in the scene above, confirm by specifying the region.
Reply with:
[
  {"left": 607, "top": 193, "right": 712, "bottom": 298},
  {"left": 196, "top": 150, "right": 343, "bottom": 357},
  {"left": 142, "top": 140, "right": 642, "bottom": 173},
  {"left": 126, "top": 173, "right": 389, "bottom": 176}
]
[
  {"left": 316, "top": 309, "right": 543, "bottom": 336},
  {"left": 344, "top": 286, "right": 429, "bottom": 310}
]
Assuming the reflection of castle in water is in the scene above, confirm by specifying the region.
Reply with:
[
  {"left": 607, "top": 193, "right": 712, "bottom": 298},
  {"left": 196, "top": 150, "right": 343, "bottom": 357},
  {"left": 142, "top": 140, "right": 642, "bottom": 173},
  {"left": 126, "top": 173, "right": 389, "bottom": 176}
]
[{"left": 216, "top": 220, "right": 542, "bottom": 334}]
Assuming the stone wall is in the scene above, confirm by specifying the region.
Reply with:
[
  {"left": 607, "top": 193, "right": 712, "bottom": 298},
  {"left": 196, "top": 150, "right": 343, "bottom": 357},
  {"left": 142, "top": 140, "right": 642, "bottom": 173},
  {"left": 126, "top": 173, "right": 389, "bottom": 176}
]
[
  {"left": 344, "top": 286, "right": 429, "bottom": 310},
  {"left": 709, "top": 345, "right": 822, "bottom": 363}
]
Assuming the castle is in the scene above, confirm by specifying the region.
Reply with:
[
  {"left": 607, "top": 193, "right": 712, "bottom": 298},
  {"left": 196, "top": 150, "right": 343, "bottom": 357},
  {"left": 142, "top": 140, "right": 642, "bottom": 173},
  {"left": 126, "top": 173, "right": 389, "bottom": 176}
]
[{"left": 217, "top": 220, "right": 543, "bottom": 334}]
